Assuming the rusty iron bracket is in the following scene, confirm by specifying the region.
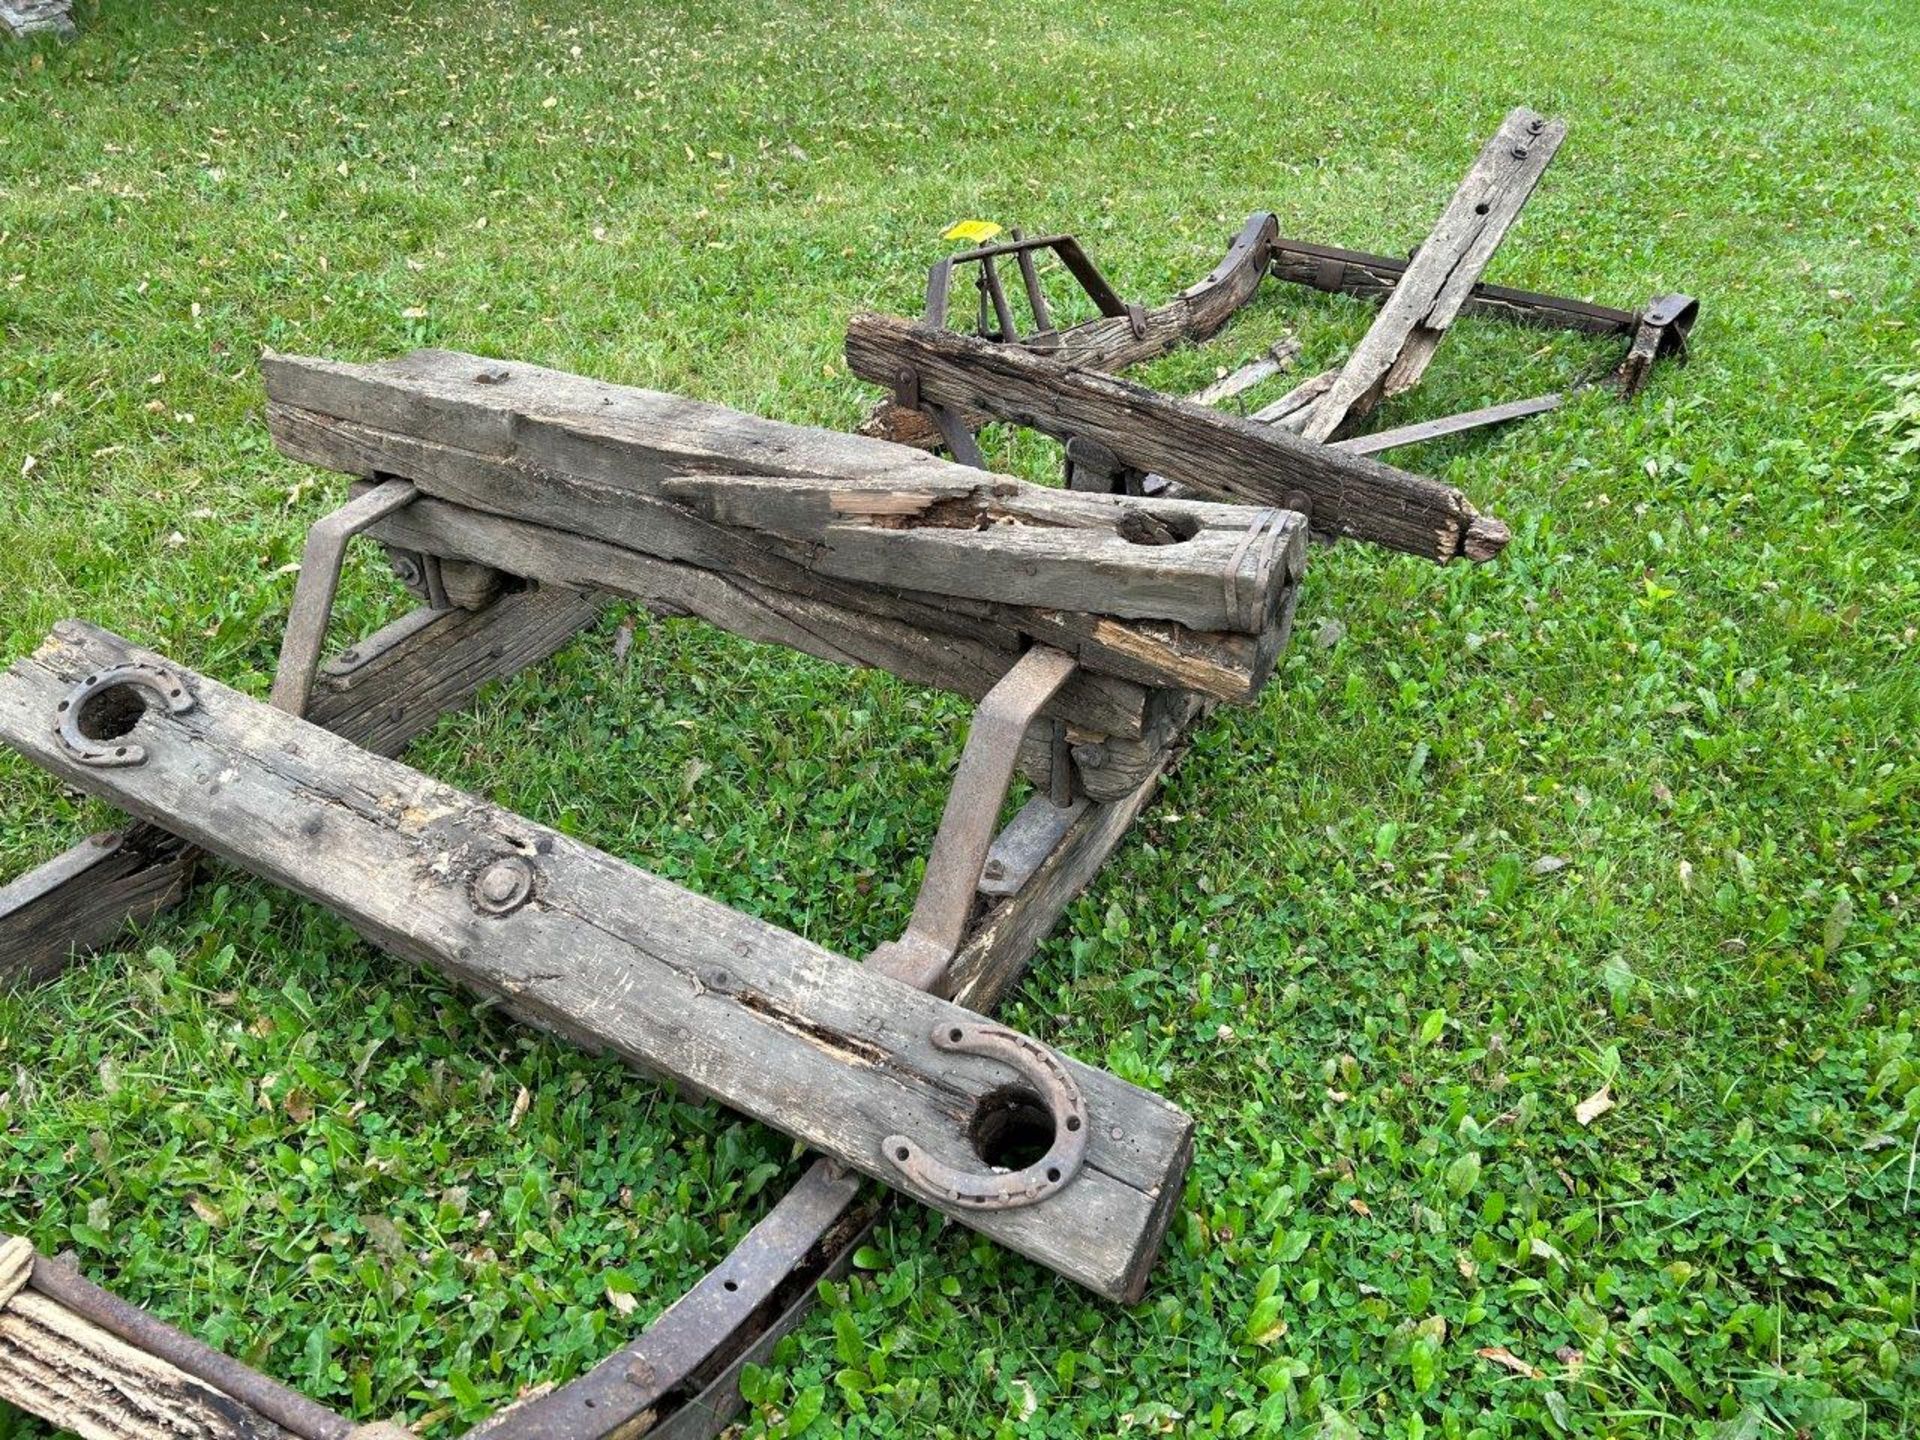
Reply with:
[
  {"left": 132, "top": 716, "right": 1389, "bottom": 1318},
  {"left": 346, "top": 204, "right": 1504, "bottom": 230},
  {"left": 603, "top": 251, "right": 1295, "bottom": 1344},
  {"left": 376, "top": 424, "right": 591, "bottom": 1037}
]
[
  {"left": 884, "top": 1020, "right": 1089, "bottom": 1209},
  {"left": 269, "top": 479, "right": 425, "bottom": 718},
  {"left": 924, "top": 231, "right": 1130, "bottom": 336},
  {"left": 1612, "top": 292, "right": 1699, "bottom": 399},
  {"left": 864, "top": 645, "right": 1080, "bottom": 994}
]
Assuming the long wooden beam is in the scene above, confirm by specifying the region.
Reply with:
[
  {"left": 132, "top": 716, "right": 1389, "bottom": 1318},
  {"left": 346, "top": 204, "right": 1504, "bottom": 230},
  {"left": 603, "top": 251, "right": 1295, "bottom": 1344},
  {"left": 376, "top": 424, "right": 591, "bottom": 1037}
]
[
  {"left": 263, "top": 352, "right": 1303, "bottom": 706},
  {"left": 268, "top": 389, "right": 1301, "bottom": 707},
  {"left": 861, "top": 211, "right": 1277, "bottom": 449},
  {"left": 0, "top": 585, "right": 601, "bottom": 987},
  {"left": 844, "top": 313, "right": 1510, "bottom": 563},
  {"left": 0, "top": 622, "right": 1191, "bottom": 1303}
]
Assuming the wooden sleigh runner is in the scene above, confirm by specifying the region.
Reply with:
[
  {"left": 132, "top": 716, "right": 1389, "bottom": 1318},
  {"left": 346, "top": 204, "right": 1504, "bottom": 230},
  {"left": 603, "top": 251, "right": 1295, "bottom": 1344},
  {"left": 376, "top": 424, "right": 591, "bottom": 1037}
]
[{"left": 0, "top": 106, "right": 1695, "bottom": 1440}]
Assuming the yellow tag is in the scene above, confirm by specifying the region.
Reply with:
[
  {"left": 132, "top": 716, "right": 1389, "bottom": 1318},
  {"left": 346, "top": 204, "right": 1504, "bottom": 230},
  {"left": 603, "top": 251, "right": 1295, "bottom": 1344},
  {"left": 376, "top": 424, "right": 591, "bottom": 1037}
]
[{"left": 941, "top": 220, "right": 1004, "bottom": 245}]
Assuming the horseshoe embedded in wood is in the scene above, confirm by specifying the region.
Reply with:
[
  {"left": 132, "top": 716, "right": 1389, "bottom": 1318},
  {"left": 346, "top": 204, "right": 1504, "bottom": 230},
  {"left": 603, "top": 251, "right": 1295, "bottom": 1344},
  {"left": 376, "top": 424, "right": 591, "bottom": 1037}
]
[{"left": 884, "top": 1020, "right": 1090, "bottom": 1210}]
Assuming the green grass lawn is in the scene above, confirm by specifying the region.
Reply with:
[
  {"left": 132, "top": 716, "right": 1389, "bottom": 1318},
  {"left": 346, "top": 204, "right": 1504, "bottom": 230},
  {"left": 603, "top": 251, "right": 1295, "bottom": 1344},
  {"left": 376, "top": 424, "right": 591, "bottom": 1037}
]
[{"left": 3, "top": 0, "right": 1918, "bottom": 1435}]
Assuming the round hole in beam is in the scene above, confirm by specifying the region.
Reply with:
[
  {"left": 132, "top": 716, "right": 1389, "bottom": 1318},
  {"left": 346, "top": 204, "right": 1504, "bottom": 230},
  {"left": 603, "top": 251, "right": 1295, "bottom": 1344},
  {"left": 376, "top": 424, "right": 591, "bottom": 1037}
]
[
  {"left": 969, "top": 1084, "right": 1055, "bottom": 1172},
  {"left": 76, "top": 683, "right": 150, "bottom": 742}
]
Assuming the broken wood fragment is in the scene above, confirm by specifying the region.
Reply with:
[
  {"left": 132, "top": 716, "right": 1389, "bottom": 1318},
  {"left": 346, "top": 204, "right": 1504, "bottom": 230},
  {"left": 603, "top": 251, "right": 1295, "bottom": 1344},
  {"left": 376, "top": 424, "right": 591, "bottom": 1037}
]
[
  {"left": 1294, "top": 108, "right": 1567, "bottom": 442},
  {"left": 844, "top": 312, "right": 1508, "bottom": 563}
]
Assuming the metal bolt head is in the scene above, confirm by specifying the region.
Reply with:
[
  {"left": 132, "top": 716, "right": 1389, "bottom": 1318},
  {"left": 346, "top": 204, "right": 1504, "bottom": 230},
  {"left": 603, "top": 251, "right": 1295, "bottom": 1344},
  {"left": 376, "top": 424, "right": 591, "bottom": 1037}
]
[{"left": 471, "top": 855, "right": 536, "bottom": 915}]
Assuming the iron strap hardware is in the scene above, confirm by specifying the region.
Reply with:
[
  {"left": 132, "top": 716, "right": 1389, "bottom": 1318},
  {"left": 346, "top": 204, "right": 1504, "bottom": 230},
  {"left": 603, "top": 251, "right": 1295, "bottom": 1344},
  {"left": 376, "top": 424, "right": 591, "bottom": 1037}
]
[
  {"left": 53, "top": 662, "right": 194, "bottom": 768},
  {"left": 270, "top": 478, "right": 423, "bottom": 719},
  {"left": 884, "top": 1020, "right": 1090, "bottom": 1209}
]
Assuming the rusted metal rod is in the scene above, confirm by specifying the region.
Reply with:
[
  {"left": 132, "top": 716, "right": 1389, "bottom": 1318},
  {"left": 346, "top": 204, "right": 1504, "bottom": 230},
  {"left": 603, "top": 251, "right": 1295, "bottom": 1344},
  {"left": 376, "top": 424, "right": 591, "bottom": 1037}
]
[{"left": 26, "top": 1251, "right": 355, "bottom": 1440}]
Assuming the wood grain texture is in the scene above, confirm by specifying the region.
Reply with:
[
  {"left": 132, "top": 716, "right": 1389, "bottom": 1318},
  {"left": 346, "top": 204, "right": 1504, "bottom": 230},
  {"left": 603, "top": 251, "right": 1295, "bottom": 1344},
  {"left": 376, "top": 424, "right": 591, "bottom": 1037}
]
[
  {"left": 268, "top": 393, "right": 1292, "bottom": 705},
  {"left": 0, "top": 623, "right": 1192, "bottom": 1302},
  {"left": 259, "top": 349, "right": 1296, "bottom": 636},
  {"left": 843, "top": 314, "right": 1508, "bottom": 563},
  {"left": 0, "top": 1291, "right": 292, "bottom": 1440},
  {"left": 0, "top": 828, "right": 196, "bottom": 986},
  {"left": 1295, "top": 108, "right": 1566, "bottom": 443},
  {"left": 859, "top": 211, "right": 1277, "bottom": 448},
  {"left": 1267, "top": 241, "right": 1638, "bottom": 337},
  {"left": 0, "top": 585, "right": 599, "bottom": 988}
]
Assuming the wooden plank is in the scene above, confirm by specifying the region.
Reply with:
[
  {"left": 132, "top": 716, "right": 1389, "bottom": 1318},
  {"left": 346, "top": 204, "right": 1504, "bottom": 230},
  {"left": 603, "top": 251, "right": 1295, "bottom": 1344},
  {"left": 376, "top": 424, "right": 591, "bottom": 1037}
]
[
  {"left": 258, "top": 351, "right": 1294, "bottom": 637},
  {"left": 1330, "top": 391, "right": 1564, "bottom": 456},
  {"left": 658, "top": 473, "right": 1300, "bottom": 635},
  {"left": 0, "top": 585, "right": 600, "bottom": 988},
  {"left": 304, "top": 582, "right": 603, "bottom": 754},
  {"left": 1267, "top": 236, "right": 1639, "bottom": 337},
  {"left": 844, "top": 313, "right": 1510, "bottom": 564},
  {"left": 1295, "top": 108, "right": 1566, "bottom": 443},
  {"left": 291, "top": 416, "right": 1281, "bottom": 710},
  {"left": 265, "top": 376, "right": 1298, "bottom": 705},
  {"left": 0, "top": 1291, "right": 295, "bottom": 1440},
  {"left": 0, "top": 828, "right": 195, "bottom": 987},
  {"left": 466, "top": 753, "right": 1187, "bottom": 1440},
  {"left": 368, "top": 495, "right": 1170, "bottom": 734},
  {"left": 860, "top": 212, "right": 1277, "bottom": 449},
  {"left": 0, "top": 623, "right": 1192, "bottom": 1303}
]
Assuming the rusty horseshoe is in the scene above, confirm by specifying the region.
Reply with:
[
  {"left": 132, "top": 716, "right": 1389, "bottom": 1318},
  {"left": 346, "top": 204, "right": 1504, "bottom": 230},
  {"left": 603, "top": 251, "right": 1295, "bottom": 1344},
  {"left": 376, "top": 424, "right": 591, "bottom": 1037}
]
[
  {"left": 883, "top": 1021, "right": 1090, "bottom": 1209},
  {"left": 53, "top": 662, "right": 195, "bottom": 769}
]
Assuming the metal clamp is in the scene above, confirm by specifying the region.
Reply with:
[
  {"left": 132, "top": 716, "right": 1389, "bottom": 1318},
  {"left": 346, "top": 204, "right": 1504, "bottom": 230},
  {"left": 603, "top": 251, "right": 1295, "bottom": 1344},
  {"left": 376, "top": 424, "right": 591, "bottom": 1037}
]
[
  {"left": 269, "top": 479, "right": 422, "bottom": 718},
  {"left": 864, "top": 646, "right": 1078, "bottom": 994},
  {"left": 54, "top": 662, "right": 194, "bottom": 768},
  {"left": 883, "top": 1020, "right": 1089, "bottom": 1209}
]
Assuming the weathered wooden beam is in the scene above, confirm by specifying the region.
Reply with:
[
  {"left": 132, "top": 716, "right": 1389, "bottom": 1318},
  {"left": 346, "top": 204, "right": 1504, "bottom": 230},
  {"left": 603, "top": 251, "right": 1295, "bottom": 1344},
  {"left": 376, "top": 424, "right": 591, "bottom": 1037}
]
[
  {"left": 0, "top": 585, "right": 600, "bottom": 988},
  {"left": 492, "top": 757, "right": 1187, "bottom": 1440},
  {"left": 1268, "top": 236, "right": 1640, "bottom": 337},
  {"left": 368, "top": 496, "right": 1167, "bottom": 735},
  {"left": 861, "top": 212, "right": 1277, "bottom": 449},
  {"left": 1294, "top": 108, "right": 1566, "bottom": 443},
  {"left": 264, "top": 354, "right": 1302, "bottom": 704},
  {"left": 0, "top": 828, "right": 196, "bottom": 987},
  {"left": 845, "top": 313, "right": 1510, "bottom": 563},
  {"left": 0, "top": 623, "right": 1192, "bottom": 1302},
  {"left": 1329, "top": 391, "right": 1565, "bottom": 456},
  {"left": 260, "top": 350, "right": 1293, "bottom": 634},
  {"left": 292, "top": 418, "right": 1288, "bottom": 711}
]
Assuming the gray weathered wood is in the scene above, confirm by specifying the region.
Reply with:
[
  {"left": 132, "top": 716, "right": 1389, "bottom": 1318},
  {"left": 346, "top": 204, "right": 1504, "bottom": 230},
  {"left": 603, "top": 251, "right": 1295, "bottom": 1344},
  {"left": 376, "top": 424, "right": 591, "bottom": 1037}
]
[
  {"left": 368, "top": 494, "right": 1172, "bottom": 735},
  {"left": 0, "top": 829, "right": 196, "bottom": 987},
  {"left": 861, "top": 212, "right": 1278, "bottom": 449},
  {"left": 844, "top": 313, "right": 1511, "bottom": 564},
  {"left": 0, "top": 585, "right": 600, "bottom": 988},
  {"left": 0, "top": 1291, "right": 291, "bottom": 1440},
  {"left": 1329, "top": 391, "right": 1564, "bottom": 456},
  {"left": 259, "top": 350, "right": 1296, "bottom": 636},
  {"left": 0, "top": 0, "right": 74, "bottom": 38},
  {"left": 266, "top": 373, "right": 1299, "bottom": 705},
  {"left": 0, "top": 623, "right": 1191, "bottom": 1302},
  {"left": 1267, "top": 238, "right": 1639, "bottom": 337},
  {"left": 1295, "top": 108, "right": 1566, "bottom": 443}
]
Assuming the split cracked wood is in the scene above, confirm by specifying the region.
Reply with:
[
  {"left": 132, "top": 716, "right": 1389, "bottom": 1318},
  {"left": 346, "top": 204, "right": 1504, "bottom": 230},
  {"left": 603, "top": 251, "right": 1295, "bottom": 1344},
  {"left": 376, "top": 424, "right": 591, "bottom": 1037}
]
[
  {"left": 0, "top": 583, "right": 601, "bottom": 986},
  {"left": 844, "top": 312, "right": 1510, "bottom": 563},
  {"left": 860, "top": 211, "right": 1278, "bottom": 448},
  {"left": 1293, "top": 107, "right": 1566, "bottom": 443},
  {"left": 263, "top": 349, "right": 1305, "bottom": 705},
  {"left": 0, "top": 1290, "right": 293, "bottom": 1440},
  {"left": 0, "top": 622, "right": 1192, "bottom": 1302}
]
